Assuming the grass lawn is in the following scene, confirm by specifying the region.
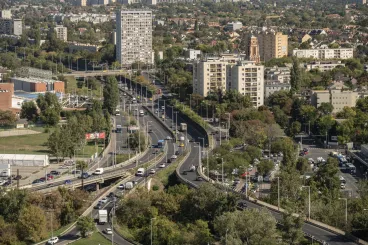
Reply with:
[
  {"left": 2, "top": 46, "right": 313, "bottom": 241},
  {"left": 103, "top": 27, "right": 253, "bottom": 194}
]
[
  {"left": 48, "top": 223, "right": 73, "bottom": 237},
  {"left": 116, "top": 154, "right": 130, "bottom": 164},
  {"left": 0, "top": 127, "right": 51, "bottom": 154},
  {"left": 76, "top": 141, "right": 104, "bottom": 158},
  {"left": 71, "top": 232, "right": 111, "bottom": 245}
]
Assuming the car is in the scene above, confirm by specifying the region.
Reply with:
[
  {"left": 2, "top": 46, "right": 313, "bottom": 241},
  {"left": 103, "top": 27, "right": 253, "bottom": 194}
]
[
  {"left": 341, "top": 183, "right": 346, "bottom": 189},
  {"left": 32, "top": 179, "right": 42, "bottom": 184},
  {"left": 189, "top": 165, "right": 196, "bottom": 172},
  {"left": 182, "top": 171, "right": 188, "bottom": 175},
  {"left": 175, "top": 150, "right": 180, "bottom": 155},
  {"left": 278, "top": 152, "right": 283, "bottom": 157},
  {"left": 94, "top": 203, "right": 102, "bottom": 209},
  {"left": 155, "top": 109, "right": 158, "bottom": 114},
  {"left": 158, "top": 163, "right": 166, "bottom": 168},
  {"left": 39, "top": 177, "right": 46, "bottom": 182},
  {"left": 233, "top": 178, "right": 240, "bottom": 185},
  {"left": 167, "top": 158, "right": 172, "bottom": 163},
  {"left": 148, "top": 129, "right": 153, "bottom": 133},
  {"left": 72, "top": 170, "right": 81, "bottom": 175},
  {"left": 149, "top": 169, "right": 156, "bottom": 174},
  {"left": 196, "top": 176, "right": 203, "bottom": 181},
  {"left": 108, "top": 192, "right": 116, "bottom": 198},
  {"left": 179, "top": 143, "right": 184, "bottom": 147},
  {"left": 64, "top": 179, "right": 72, "bottom": 185},
  {"left": 118, "top": 184, "right": 125, "bottom": 189},
  {"left": 303, "top": 148, "right": 309, "bottom": 152},
  {"left": 308, "top": 158, "right": 315, "bottom": 163},
  {"left": 50, "top": 170, "right": 61, "bottom": 176},
  {"left": 13, "top": 175, "right": 22, "bottom": 180},
  {"left": 237, "top": 201, "right": 248, "bottom": 210},
  {"left": 299, "top": 151, "right": 305, "bottom": 156},
  {"left": 47, "top": 237, "right": 59, "bottom": 244},
  {"left": 100, "top": 197, "right": 108, "bottom": 204},
  {"left": 171, "top": 155, "right": 177, "bottom": 159},
  {"left": 161, "top": 106, "right": 165, "bottom": 110},
  {"left": 166, "top": 136, "right": 172, "bottom": 140},
  {"left": 104, "top": 228, "right": 113, "bottom": 235}
]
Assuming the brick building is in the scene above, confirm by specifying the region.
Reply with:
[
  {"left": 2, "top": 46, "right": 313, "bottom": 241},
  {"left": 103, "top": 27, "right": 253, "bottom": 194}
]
[{"left": 0, "top": 83, "right": 20, "bottom": 115}]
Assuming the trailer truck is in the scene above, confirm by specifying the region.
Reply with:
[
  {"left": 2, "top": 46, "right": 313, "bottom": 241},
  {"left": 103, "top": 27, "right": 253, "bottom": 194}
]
[{"left": 98, "top": 210, "right": 108, "bottom": 224}]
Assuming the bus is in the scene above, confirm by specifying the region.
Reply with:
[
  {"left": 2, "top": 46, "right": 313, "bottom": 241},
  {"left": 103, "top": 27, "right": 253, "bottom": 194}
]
[
  {"left": 346, "top": 163, "right": 356, "bottom": 174},
  {"left": 116, "top": 125, "right": 122, "bottom": 133}
]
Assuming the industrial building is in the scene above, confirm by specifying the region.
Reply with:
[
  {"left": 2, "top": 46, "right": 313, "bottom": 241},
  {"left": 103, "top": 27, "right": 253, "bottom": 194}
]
[
  {"left": 0, "top": 154, "right": 49, "bottom": 167},
  {"left": 11, "top": 77, "right": 65, "bottom": 93}
]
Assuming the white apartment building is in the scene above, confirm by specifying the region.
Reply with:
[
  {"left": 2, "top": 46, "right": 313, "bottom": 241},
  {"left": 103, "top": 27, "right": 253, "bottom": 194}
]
[
  {"left": 265, "top": 66, "right": 290, "bottom": 83},
  {"left": 264, "top": 81, "right": 291, "bottom": 98},
  {"left": 0, "top": 10, "right": 12, "bottom": 19},
  {"left": 185, "top": 49, "right": 201, "bottom": 60},
  {"left": 0, "top": 18, "right": 22, "bottom": 36},
  {"left": 226, "top": 21, "right": 243, "bottom": 31},
  {"left": 54, "top": 25, "right": 67, "bottom": 42},
  {"left": 305, "top": 61, "right": 345, "bottom": 72},
  {"left": 231, "top": 61, "right": 264, "bottom": 107},
  {"left": 116, "top": 10, "right": 153, "bottom": 66},
  {"left": 293, "top": 48, "right": 354, "bottom": 59},
  {"left": 193, "top": 56, "right": 264, "bottom": 107}
]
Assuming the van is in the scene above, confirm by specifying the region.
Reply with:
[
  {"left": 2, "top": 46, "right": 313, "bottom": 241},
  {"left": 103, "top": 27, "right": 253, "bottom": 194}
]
[
  {"left": 179, "top": 136, "right": 185, "bottom": 141},
  {"left": 136, "top": 168, "right": 145, "bottom": 177},
  {"left": 94, "top": 168, "right": 104, "bottom": 175},
  {"left": 125, "top": 181, "right": 134, "bottom": 190}
]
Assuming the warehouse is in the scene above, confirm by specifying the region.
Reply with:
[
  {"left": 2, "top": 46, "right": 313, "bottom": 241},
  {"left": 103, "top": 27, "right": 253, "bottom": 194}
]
[{"left": 0, "top": 154, "right": 49, "bottom": 166}]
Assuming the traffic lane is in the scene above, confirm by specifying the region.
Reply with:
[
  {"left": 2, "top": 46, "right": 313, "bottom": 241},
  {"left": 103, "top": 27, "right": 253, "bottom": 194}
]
[{"left": 57, "top": 227, "right": 79, "bottom": 245}]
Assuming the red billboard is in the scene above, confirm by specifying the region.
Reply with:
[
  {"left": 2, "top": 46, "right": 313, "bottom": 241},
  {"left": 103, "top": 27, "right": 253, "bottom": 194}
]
[{"left": 85, "top": 132, "right": 106, "bottom": 140}]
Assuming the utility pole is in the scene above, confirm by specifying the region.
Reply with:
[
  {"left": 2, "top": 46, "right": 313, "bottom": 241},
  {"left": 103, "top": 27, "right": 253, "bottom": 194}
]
[{"left": 277, "top": 177, "right": 280, "bottom": 211}]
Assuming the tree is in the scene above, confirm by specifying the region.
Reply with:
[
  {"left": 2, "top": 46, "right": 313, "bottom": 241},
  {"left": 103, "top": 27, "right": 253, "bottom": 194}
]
[
  {"left": 290, "top": 57, "right": 301, "bottom": 94},
  {"left": 289, "top": 121, "right": 301, "bottom": 137},
  {"left": 47, "top": 126, "right": 64, "bottom": 162},
  {"left": 0, "top": 216, "right": 19, "bottom": 245},
  {"left": 16, "top": 205, "right": 47, "bottom": 243},
  {"left": 76, "top": 216, "right": 95, "bottom": 238},
  {"left": 128, "top": 132, "right": 146, "bottom": 152},
  {"left": 257, "top": 159, "right": 274, "bottom": 176},
  {"left": 296, "top": 158, "right": 310, "bottom": 174},
  {"left": 281, "top": 208, "right": 305, "bottom": 244},
  {"left": 336, "top": 106, "right": 356, "bottom": 119},
  {"left": 272, "top": 106, "right": 289, "bottom": 128},
  {"left": 316, "top": 115, "right": 335, "bottom": 136},
  {"left": 36, "top": 92, "right": 61, "bottom": 126},
  {"left": 187, "top": 220, "right": 213, "bottom": 245},
  {"left": 20, "top": 101, "right": 38, "bottom": 122},
  {"left": 0, "top": 110, "right": 16, "bottom": 126},
  {"left": 312, "top": 157, "right": 340, "bottom": 200},
  {"left": 337, "top": 119, "right": 354, "bottom": 145},
  {"left": 103, "top": 76, "right": 119, "bottom": 115},
  {"left": 0, "top": 189, "right": 28, "bottom": 223},
  {"left": 213, "top": 209, "right": 278, "bottom": 245},
  {"left": 318, "top": 102, "right": 334, "bottom": 115},
  {"left": 300, "top": 105, "right": 318, "bottom": 125}
]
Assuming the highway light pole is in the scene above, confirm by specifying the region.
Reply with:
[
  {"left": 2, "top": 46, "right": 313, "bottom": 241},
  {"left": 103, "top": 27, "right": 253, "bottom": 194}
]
[
  {"left": 174, "top": 111, "right": 179, "bottom": 135},
  {"left": 277, "top": 177, "right": 280, "bottom": 211},
  {"left": 221, "top": 158, "right": 224, "bottom": 186},
  {"left": 339, "top": 198, "right": 348, "bottom": 227},
  {"left": 302, "top": 186, "right": 311, "bottom": 220},
  {"left": 151, "top": 218, "right": 156, "bottom": 245}
]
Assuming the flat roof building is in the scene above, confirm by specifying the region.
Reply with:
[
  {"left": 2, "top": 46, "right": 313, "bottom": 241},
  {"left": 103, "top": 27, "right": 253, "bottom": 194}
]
[
  {"left": 11, "top": 77, "right": 65, "bottom": 93},
  {"left": 293, "top": 48, "right": 354, "bottom": 59}
]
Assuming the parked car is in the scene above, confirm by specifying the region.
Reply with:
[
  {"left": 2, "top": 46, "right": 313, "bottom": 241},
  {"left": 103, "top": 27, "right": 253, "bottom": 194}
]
[
  {"left": 50, "top": 170, "right": 61, "bottom": 176},
  {"left": 64, "top": 179, "right": 72, "bottom": 185},
  {"left": 47, "top": 237, "right": 59, "bottom": 244},
  {"left": 237, "top": 201, "right": 248, "bottom": 210},
  {"left": 118, "top": 184, "right": 125, "bottom": 190},
  {"left": 32, "top": 179, "right": 43, "bottom": 184},
  {"left": 13, "top": 175, "right": 22, "bottom": 180}
]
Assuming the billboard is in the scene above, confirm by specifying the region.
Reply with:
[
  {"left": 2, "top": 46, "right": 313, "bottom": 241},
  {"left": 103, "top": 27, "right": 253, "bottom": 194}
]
[{"left": 85, "top": 132, "right": 106, "bottom": 140}]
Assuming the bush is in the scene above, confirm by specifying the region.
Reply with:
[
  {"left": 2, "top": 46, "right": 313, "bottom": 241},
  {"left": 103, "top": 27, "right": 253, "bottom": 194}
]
[{"left": 152, "top": 185, "right": 159, "bottom": 191}]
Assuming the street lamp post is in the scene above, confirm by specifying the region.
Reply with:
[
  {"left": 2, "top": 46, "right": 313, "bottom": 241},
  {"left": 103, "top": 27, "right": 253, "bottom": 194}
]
[
  {"left": 277, "top": 177, "right": 280, "bottom": 211},
  {"left": 174, "top": 111, "right": 179, "bottom": 135},
  {"left": 151, "top": 218, "right": 156, "bottom": 245},
  {"left": 302, "top": 186, "right": 311, "bottom": 220},
  {"left": 221, "top": 158, "right": 224, "bottom": 186},
  {"left": 339, "top": 198, "right": 348, "bottom": 227}
]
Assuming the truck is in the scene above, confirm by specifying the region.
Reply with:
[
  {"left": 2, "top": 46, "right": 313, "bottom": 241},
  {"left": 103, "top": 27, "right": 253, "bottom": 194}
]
[
  {"left": 136, "top": 168, "right": 145, "bottom": 176},
  {"left": 157, "top": 139, "right": 165, "bottom": 148},
  {"left": 180, "top": 123, "right": 187, "bottom": 131},
  {"left": 98, "top": 210, "right": 108, "bottom": 224}
]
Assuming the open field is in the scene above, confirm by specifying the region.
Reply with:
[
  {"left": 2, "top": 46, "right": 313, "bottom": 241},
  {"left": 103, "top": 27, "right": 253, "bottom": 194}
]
[
  {"left": 71, "top": 232, "right": 110, "bottom": 245},
  {"left": 0, "top": 127, "right": 104, "bottom": 158}
]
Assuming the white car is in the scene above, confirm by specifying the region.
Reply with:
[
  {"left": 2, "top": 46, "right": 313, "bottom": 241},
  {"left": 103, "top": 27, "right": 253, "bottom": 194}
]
[
  {"left": 171, "top": 155, "right": 177, "bottom": 159},
  {"left": 117, "top": 184, "right": 125, "bottom": 189},
  {"left": 104, "top": 228, "right": 113, "bottom": 235},
  {"left": 155, "top": 109, "right": 158, "bottom": 114},
  {"left": 158, "top": 163, "right": 166, "bottom": 168},
  {"left": 100, "top": 197, "right": 108, "bottom": 204},
  {"left": 47, "top": 237, "right": 59, "bottom": 244},
  {"left": 166, "top": 136, "right": 172, "bottom": 140},
  {"left": 149, "top": 169, "right": 156, "bottom": 174}
]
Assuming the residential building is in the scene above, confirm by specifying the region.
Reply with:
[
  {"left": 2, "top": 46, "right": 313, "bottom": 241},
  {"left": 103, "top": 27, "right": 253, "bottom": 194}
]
[
  {"left": 0, "top": 10, "right": 12, "bottom": 19},
  {"left": 116, "top": 10, "right": 153, "bottom": 66},
  {"left": 244, "top": 32, "right": 288, "bottom": 62},
  {"left": 11, "top": 77, "right": 65, "bottom": 93},
  {"left": 185, "top": 49, "right": 201, "bottom": 60},
  {"left": 310, "top": 82, "right": 359, "bottom": 113},
  {"left": 193, "top": 56, "right": 264, "bottom": 107},
  {"left": 293, "top": 48, "right": 354, "bottom": 59},
  {"left": 265, "top": 66, "right": 291, "bottom": 83},
  {"left": 225, "top": 21, "right": 242, "bottom": 31},
  {"left": 300, "top": 34, "right": 312, "bottom": 43},
  {"left": 264, "top": 81, "right": 291, "bottom": 98},
  {"left": 305, "top": 61, "right": 345, "bottom": 72},
  {"left": 0, "top": 18, "right": 22, "bottom": 36},
  {"left": 231, "top": 61, "right": 264, "bottom": 107},
  {"left": 53, "top": 25, "right": 67, "bottom": 42},
  {"left": 248, "top": 35, "right": 260, "bottom": 64},
  {"left": 68, "top": 42, "right": 101, "bottom": 53}
]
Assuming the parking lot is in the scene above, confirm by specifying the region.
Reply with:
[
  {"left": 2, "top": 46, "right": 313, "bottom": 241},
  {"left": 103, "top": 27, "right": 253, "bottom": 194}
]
[{"left": 301, "top": 143, "right": 360, "bottom": 198}]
